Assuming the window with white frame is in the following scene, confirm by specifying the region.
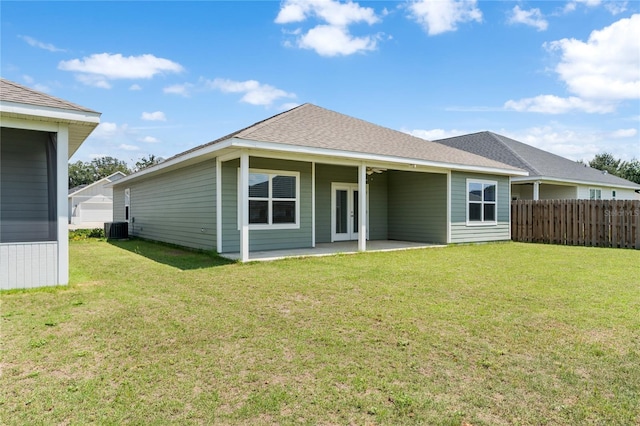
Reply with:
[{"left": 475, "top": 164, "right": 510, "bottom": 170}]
[
  {"left": 467, "top": 179, "right": 497, "bottom": 224},
  {"left": 124, "top": 188, "right": 130, "bottom": 222},
  {"left": 244, "top": 170, "right": 299, "bottom": 228},
  {"left": 589, "top": 188, "right": 602, "bottom": 200}
]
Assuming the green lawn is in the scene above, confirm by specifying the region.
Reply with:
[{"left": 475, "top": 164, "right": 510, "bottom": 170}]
[{"left": 1, "top": 240, "right": 639, "bottom": 425}]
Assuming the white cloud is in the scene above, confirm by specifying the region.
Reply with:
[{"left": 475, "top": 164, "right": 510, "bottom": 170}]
[
  {"left": 407, "top": 0, "right": 482, "bottom": 36},
  {"left": 500, "top": 125, "right": 640, "bottom": 161},
  {"left": 545, "top": 14, "right": 640, "bottom": 101},
  {"left": 604, "top": 1, "right": 627, "bottom": 15},
  {"left": 119, "top": 144, "right": 140, "bottom": 151},
  {"left": 563, "top": 0, "right": 627, "bottom": 15},
  {"left": 207, "top": 78, "right": 296, "bottom": 106},
  {"left": 275, "top": 0, "right": 379, "bottom": 26},
  {"left": 90, "top": 122, "right": 136, "bottom": 142},
  {"left": 609, "top": 128, "right": 637, "bottom": 138},
  {"left": 298, "top": 25, "right": 378, "bottom": 56},
  {"left": 22, "top": 75, "right": 51, "bottom": 93},
  {"left": 59, "top": 53, "right": 184, "bottom": 88},
  {"left": 275, "top": 0, "right": 381, "bottom": 56},
  {"left": 139, "top": 136, "right": 160, "bottom": 143},
  {"left": 505, "top": 15, "right": 639, "bottom": 115},
  {"left": 75, "top": 73, "right": 112, "bottom": 89},
  {"left": 163, "top": 83, "right": 193, "bottom": 97},
  {"left": 280, "top": 102, "right": 301, "bottom": 111},
  {"left": 141, "top": 111, "right": 166, "bottom": 121},
  {"left": 91, "top": 122, "right": 120, "bottom": 138},
  {"left": 508, "top": 6, "right": 548, "bottom": 31},
  {"left": 504, "top": 95, "right": 615, "bottom": 114},
  {"left": 129, "top": 84, "right": 142, "bottom": 91},
  {"left": 19, "top": 35, "right": 65, "bottom": 52},
  {"left": 406, "top": 128, "right": 469, "bottom": 141}
]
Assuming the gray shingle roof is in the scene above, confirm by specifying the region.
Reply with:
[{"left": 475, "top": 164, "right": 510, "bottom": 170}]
[
  {"left": 435, "top": 131, "right": 640, "bottom": 188},
  {"left": 164, "top": 104, "right": 523, "bottom": 172},
  {"left": 0, "top": 78, "right": 98, "bottom": 113}
]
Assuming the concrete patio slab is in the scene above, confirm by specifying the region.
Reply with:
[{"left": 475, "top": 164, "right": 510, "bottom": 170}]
[{"left": 221, "top": 240, "right": 446, "bottom": 262}]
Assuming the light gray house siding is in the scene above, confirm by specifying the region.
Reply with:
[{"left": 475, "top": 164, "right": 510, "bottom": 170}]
[
  {"left": 388, "top": 171, "right": 447, "bottom": 243},
  {"left": 220, "top": 157, "right": 313, "bottom": 253},
  {"left": 113, "top": 160, "right": 216, "bottom": 250},
  {"left": 0, "top": 242, "right": 58, "bottom": 289},
  {"left": 450, "top": 171, "right": 511, "bottom": 243},
  {"left": 1, "top": 128, "right": 51, "bottom": 243}
]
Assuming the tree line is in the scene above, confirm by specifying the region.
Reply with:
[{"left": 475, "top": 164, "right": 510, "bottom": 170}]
[
  {"left": 69, "top": 155, "right": 163, "bottom": 189},
  {"left": 585, "top": 153, "right": 640, "bottom": 184}
]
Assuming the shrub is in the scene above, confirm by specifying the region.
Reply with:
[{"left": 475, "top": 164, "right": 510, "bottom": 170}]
[{"left": 69, "top": 228, "right": 105, "bottom": 240}]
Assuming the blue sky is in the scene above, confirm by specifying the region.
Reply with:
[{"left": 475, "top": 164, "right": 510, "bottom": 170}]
[{"left": 2, "top": 0, "right": 639, "bottom": 166}]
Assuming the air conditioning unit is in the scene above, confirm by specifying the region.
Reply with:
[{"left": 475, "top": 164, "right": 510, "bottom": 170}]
[{"left": 104, "top": 222, "right": 129, "bottom": 240}]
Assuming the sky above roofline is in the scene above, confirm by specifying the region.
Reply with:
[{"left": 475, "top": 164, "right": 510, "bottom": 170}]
[{"left": 1, "top": 1, "right": 638, "bottom": 166}]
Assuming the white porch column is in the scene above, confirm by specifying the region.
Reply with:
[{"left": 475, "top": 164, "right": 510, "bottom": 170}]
[
  {"left": 358, "top": 163, "right": 367, "bottom": 252},
  {"left": 216, "top": 157, "right": 222, "bottom": 253},
  {"left": 311, "top": 162, "right": 316, "bottom": 248},
  {"left": 240, "top": 152, "right": 250, "bottom": 262},
  {"left": 57, "top": 125, "right": 69, "bottom": 285},
  {"left": 533, "top": 181, "right": 540, "bottom": 200}
]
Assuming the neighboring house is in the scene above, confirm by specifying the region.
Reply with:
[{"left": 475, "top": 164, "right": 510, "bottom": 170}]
[
  {"left": 111, "top": 104, "right": 527, "bottom": 262},
  {"left": 0, "top": 78, "right": 100, "bottom": 289},
  {"left": 435, "top": 131, "right": 640, "bottom": 200},
  {"left": 68, "top": 171, "right": 126, "bottom": 227}
]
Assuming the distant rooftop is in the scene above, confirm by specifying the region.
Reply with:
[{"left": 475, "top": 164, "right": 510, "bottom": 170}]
[{"left": 435, "top": 131, "right": 640, "bottom": 188}]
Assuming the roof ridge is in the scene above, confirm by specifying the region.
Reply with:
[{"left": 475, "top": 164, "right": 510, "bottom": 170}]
[{"left": 486, "top": 131, "right": 540, "bottom": 175}]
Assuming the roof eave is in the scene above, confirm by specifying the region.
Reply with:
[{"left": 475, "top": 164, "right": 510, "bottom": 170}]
[
  {"left": 112, "top": 136, "right": 528, "bottom": 187},
  {"left": 0, "top": 101, "right": 101, "bottom": 124},
  {"left": 512, "top": 175, "right": 640, "bottom": 190},
  {"left": 109, "top": 138, "right": 236, "bottom": 187},
  {"left": 230, "top": 138, "right": 528, "bottom": 176}
]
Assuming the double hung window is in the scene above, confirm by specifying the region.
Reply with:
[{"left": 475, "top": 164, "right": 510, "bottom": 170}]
[
  {"left": 245, "top": 170, "right": 299, "bottom": 229},
  {"left": 467, "top": 179, "right": 497, "bottom": 224}
]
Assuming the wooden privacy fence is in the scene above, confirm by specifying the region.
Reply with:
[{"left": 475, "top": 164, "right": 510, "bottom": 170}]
[{"left": 511, "top": 200, "right": 640, "bottom": 249}]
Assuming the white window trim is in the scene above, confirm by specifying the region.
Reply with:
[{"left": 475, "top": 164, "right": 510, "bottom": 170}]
[
  {"left": 238, "top": 168, "right": 300, "bottom": 230},
  {"left": 589, "top": 188, "right": 602, "bottom": 200},
  {"left": 124, "top": 188, "right": 130, "bottom": 223},
  {"left": 466, "top": 178, "right": 498, "bottom": 226}
]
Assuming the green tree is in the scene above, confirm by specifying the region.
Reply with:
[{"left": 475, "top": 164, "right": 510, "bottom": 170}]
[
  {"left": 134, "top": 154, "right": 164, "bottom": 172},
  {"left": 68, "top": 156, "right": 131, "bottom": 189},
  {"left": 588, "top": 152, "right": 621, "bottom": 176},
  {"left": 68, "top": 160, "right": 94, "bottom": 189},
  {"left": 619, "top": 159, "right": 640, "bottom": 184},
  {"left": 90, "top": 156, "right": 130, "bottom": 178}
]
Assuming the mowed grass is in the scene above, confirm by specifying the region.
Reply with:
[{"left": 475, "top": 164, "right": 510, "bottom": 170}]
[{"left": 1, "top": 240, "right": 639, "bottom": 425}]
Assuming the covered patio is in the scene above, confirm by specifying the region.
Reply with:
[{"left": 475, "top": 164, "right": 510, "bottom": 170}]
[{"left": 221, "top": 240, "right": 445, "bottom": 262}]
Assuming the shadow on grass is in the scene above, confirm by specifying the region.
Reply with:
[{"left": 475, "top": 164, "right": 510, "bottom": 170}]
[{"left": 108, "top": 238, "right": 236, "bottom": 270}]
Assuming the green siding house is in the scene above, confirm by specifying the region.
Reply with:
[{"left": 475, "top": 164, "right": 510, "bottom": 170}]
[{"left": 111, "top": 104, "right": 526, "bottom": 261}]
